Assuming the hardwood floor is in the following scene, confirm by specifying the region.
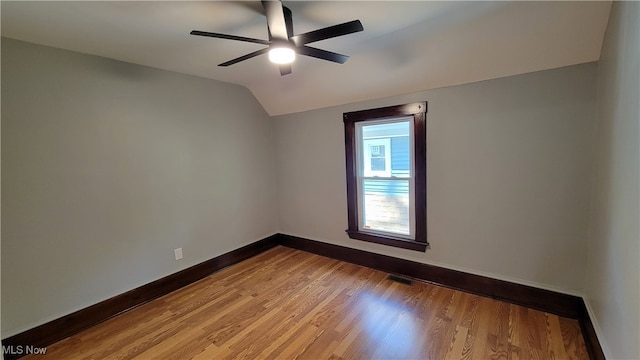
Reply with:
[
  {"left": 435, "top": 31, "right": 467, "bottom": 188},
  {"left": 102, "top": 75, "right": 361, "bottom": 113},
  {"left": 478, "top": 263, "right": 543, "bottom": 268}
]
[{"left": 30, "top": 246, "right": 588, "bottom": 359}]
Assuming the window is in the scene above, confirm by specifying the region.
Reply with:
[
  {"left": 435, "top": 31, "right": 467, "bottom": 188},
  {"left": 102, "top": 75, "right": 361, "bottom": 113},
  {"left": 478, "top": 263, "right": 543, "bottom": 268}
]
[
  {"left": 343, "top": 102, "right": 427, "bottom": 251},
  {"left": 364, "top": 138, "right": 391, "bottom": 177}
]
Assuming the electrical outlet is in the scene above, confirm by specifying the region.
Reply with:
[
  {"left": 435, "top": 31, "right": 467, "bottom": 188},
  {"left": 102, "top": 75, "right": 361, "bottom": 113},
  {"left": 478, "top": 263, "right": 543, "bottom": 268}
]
[{"left": 174, "top": 248, "right": 183, "bottom": 260}]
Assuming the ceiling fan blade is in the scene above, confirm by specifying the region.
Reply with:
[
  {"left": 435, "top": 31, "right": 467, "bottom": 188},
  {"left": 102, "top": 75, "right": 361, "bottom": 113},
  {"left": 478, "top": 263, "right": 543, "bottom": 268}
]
[
  {"left": 262, "top": 1, "right": 288, "bottom": 40},
  {"left": 219, "top": 48, "right": 269, "bottom": 67},
  {"left": 279, "top": 64, "right": 292, "bottom": 76},
  {"left": 290, "top": 20, "right": 363, "bottom": 46},
  {"left": 190, "top": 30, "right": 270, "bottom": 45},
  {"left": 283, "top": 6, "right": 294, "bottom": 38},
  {"left": 297, "top": 46, "right": 349, "bottom": 64}
]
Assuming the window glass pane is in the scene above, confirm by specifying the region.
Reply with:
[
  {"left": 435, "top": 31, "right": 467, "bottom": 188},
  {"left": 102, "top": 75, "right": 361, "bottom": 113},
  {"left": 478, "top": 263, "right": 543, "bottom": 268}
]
[
  {"left": 361, "top": 121, "right": 410, "bottom": 178},
  {"left": 362, "top": 178, "right": 410, "bottom": 235},
  {"left": 371, "top": 157, "right": 386, "bottom": 171}
]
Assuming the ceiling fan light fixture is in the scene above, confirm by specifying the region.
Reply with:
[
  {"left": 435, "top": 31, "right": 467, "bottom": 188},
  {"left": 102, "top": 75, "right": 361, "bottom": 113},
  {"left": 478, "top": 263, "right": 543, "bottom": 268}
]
[{"left": 268, "top": 47, "right": 296, "bottom": 64}]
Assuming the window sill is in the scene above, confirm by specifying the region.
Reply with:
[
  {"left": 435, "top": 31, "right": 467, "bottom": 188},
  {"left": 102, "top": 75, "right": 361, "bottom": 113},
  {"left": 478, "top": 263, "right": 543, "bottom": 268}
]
[{"left": 346, "top": 230, "right": 428, "bottom": 252}]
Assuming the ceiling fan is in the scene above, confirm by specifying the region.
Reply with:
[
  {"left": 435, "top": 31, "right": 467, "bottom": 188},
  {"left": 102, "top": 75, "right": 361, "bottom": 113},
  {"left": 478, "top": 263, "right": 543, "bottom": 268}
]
[{"left": 190, "top": 0, "right": 364, "bottom": 76}]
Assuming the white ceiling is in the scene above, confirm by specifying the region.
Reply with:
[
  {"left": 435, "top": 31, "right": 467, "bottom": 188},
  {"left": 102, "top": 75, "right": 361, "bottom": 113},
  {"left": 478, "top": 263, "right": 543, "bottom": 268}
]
[{"left": 1, "top": 1, "right": 611, "bottom": 116}]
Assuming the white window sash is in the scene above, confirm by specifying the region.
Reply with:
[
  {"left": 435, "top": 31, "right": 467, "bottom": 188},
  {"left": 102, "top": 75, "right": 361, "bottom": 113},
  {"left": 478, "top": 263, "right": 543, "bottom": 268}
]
[{"left": 355, "top": 117, "right": 415, "bottom": 239}]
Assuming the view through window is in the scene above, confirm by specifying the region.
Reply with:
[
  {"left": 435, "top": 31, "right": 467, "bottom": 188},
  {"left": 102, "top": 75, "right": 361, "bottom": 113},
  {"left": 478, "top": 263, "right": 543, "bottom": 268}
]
[{"left": 358, "top": 119, "right": 412, "bottom": 236}]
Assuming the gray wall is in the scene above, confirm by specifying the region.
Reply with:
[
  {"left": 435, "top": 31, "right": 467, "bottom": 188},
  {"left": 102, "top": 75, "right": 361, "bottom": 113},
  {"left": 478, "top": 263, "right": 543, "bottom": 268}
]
[
  {"left": 1, "top": 38, "right": 278, "bottom": 337},
  {"left": 274, "top": 63, "right": 597, "bottom": 294},
  {"left": 586, "top": 1, "right": 640, "bottom": 358}
]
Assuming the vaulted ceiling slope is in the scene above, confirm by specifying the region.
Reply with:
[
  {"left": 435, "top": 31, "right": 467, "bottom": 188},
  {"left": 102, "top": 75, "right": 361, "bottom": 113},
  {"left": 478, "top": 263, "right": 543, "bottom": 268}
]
[{"left": 1, "top": 1, "right": 611, "bottom": 116}]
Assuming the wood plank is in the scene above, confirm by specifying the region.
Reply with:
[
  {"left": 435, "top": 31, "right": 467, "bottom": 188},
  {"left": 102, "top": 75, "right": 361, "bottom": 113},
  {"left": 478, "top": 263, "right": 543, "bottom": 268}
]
[
  {"left": 559, "top": 316, "right": 589, "bottom": 359},
  {"left": 445, "top": 325, "right": 470, "bottom": 360},
  {"left": 22, "top": 247, "right": 590, "bottom": 360}
]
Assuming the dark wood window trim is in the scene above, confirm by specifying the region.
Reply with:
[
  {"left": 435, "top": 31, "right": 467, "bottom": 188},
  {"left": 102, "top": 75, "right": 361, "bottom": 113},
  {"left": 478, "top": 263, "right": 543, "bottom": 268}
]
[{"left": 343, "top": 102, "right": 427, "bottom": 252}]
